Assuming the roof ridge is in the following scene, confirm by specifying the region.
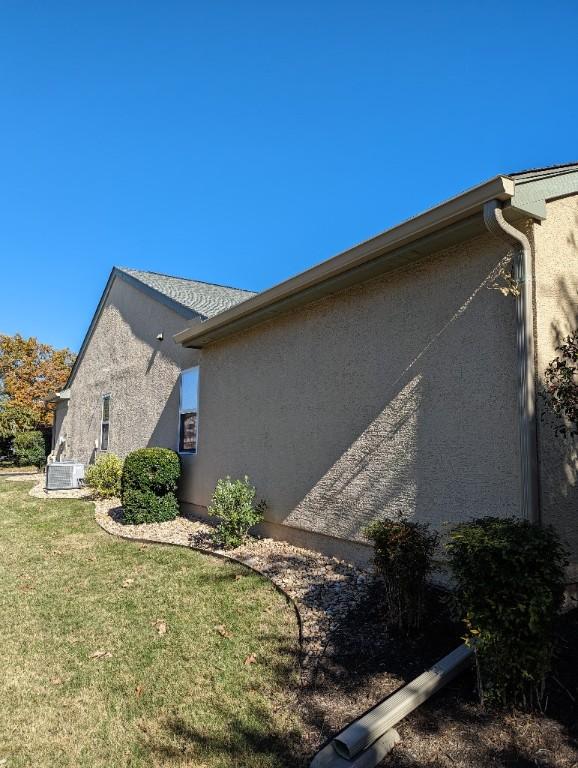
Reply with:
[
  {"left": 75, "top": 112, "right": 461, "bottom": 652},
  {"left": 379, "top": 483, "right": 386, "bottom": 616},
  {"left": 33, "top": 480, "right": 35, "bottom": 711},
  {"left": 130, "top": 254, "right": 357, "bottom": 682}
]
[
  {"left": 507, "top": 161, "right": 578, "bottom": 177},
  {"left": 116, "top": 266, "right": 256, "bottom": 295}
]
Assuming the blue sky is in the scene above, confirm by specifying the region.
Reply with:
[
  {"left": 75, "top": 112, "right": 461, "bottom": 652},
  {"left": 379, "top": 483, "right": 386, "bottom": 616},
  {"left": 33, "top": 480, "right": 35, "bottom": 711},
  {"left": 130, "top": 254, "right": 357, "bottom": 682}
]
[{"left": 1, "top": 1, "right": 577, "bottom": 352}]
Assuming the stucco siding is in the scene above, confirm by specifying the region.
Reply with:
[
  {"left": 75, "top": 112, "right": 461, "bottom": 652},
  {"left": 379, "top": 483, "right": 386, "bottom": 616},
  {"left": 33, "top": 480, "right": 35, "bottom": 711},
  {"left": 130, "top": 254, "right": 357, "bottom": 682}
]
[
  {"left": 181, "top": 230, "right": 522, "bottom": 545},
  {"left": 533, "top": 194, "right": 578, "bottom": 562},
  {"left": 54, "top": 277, "right": 199, "bottom": 463}
]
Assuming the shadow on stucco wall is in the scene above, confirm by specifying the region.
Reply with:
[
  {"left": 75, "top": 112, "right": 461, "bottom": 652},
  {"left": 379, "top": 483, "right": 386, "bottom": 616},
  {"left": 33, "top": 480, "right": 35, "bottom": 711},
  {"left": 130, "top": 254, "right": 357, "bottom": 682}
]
[{"left": 284, "top": 250, "right": 520, "bottom": 542}]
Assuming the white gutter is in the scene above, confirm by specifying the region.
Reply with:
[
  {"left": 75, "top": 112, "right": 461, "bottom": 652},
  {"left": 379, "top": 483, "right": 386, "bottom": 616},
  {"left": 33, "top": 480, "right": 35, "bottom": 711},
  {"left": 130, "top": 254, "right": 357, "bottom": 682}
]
[
  {"left": 483, "top": 201, "right": 539, "bottom": 523},
  {"left": 176, "top": 175, "right": 515, "bottom": 347}
]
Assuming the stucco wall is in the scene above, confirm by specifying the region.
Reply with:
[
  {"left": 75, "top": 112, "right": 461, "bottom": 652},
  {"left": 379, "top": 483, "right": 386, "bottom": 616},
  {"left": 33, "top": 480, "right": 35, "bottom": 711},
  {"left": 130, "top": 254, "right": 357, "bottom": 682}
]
[
  {"left": 181, "top": 229, "right": 522, "bottom": 549},
  {"left": 533, "top": 194, "right": 578, "bottom": 563},
  {"left": 54, "top": 277, "right": 199, "bottom": 464}
]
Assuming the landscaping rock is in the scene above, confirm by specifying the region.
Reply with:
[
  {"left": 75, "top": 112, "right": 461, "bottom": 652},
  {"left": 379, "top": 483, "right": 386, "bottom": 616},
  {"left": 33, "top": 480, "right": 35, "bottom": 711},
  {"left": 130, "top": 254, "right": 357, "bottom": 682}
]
[{"left": 93, "top": 499, "right": 375, "bottom": 674}]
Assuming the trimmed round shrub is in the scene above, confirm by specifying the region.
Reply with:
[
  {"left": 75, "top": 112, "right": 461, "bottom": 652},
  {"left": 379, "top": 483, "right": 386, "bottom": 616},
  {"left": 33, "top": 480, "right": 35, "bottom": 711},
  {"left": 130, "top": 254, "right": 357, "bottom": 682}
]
[
  {"left": 12, "top": 430, "right": 46, "bottom": 468},
  {"left": 122, "top": 489, "right": 179, "bottom": 525},
  {"left": 121, "top": 447, "right": 180, "bottom": 496},
  {"left": 365, "top": 514, "right": 438, "bottom": 634},
  {"left": 85, "top": 453, "right": 123, "bottom": 498},
  {"left": 447, "top": 516, "right": 568, "bottom": 707},
  {"left": 121, "top": 448, "right": 181, "bottom": 525}
]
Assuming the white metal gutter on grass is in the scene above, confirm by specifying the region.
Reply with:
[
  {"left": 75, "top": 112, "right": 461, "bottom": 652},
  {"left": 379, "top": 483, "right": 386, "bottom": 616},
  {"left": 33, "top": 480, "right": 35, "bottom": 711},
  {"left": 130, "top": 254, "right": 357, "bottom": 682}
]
[
  {"left": 483, "top": 201, "right": 539, "bottom": 524},
  {"left": 309, "top": 643, "right": 474, "bottom": 768}
]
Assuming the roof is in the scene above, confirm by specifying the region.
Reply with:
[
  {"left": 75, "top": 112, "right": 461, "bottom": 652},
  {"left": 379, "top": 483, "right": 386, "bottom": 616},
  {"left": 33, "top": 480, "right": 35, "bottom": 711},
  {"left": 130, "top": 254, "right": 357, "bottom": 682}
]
[
  {"left": 175, "top": 162, "right": 578, "bottom": 349},
  {"left": 64, "top": 267, "right": 254, "bottom": 389},
  {"left": 117, "top": 267, "right": 255, "bottom": 319}
]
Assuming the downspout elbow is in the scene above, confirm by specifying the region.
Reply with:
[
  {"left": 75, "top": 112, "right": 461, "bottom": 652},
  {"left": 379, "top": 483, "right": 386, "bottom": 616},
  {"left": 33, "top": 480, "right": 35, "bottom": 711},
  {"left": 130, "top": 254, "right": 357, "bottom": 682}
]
[{"left": 483, "top": 200, "right": 539, "bottom": 524}]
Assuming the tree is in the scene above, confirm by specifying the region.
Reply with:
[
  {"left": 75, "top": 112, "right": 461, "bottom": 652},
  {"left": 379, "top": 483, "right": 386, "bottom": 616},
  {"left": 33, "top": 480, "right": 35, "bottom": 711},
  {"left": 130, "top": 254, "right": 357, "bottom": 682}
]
[
  {"left": 0, "top": 334, "right": 75, "bottom": 428},
  {"left": 0, "top": 404, "right": 37, "bottom": 439},
  {"left": 543, "top": 329, "right": 578, "bottom": 439}
]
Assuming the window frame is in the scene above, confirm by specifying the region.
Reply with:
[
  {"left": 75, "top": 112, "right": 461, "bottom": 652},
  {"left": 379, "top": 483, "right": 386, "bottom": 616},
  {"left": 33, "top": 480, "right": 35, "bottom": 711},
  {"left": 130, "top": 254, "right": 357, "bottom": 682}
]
[
  {"left": 178, "top": 366, "right": 199, "bottom": 455},
  {"left": 100, "top": 393, "right": 111, "bottom": 452}
]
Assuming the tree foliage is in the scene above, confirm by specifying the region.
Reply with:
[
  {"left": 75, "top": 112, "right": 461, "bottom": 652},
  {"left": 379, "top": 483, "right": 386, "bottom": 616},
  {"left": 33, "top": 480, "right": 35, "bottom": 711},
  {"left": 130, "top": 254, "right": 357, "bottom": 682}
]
[
  {"left": 543, "top": 329, "right": 578, "bottom": 439},
  {"left": 0, "top": 334, "right": 75, "bottom": 428},
  {"left": 12, "top": 430, "right": 47, "bottom": 468}
]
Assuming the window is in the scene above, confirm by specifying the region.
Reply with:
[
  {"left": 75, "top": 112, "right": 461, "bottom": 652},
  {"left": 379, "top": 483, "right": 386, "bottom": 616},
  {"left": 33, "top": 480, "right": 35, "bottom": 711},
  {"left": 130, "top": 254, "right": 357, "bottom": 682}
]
[
  {"left": 179, "top": 367, "right": 199, "bottom": 453},
  {"left": 101, "top": 394, "right": 110, "bottom": 451}
]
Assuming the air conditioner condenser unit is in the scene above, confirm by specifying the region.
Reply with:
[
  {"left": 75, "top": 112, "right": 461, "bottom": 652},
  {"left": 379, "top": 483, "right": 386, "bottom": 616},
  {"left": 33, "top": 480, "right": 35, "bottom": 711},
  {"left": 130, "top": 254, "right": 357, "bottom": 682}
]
[{"left": 46, "top": 462, "right": 85, "bottom": 491}]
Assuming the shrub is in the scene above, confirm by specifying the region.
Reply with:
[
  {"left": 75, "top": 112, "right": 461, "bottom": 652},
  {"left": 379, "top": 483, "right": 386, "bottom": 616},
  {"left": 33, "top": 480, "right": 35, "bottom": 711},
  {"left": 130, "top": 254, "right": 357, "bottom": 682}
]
[
  {"left": 121, "top": 448, "right": 180, "bottom": 525},
  {"left": 365, "top": 514, "right": 438, "bottom": 634},
  {"left": 85, "top": 453, "right": 123, "bottom": 498},
  {"left": 12, "top": 430, "right": 46, "bottom": 468},
  {"left": 121, "top": 447, "right": 180, "bottom": 496},
  {"left": 122, "top": 489, "right": 179, "bottom": 525},
  {"left": 447, "top": 516, "right": 567, "bottom": 707},
  {"left": 209, "top": 476, "right": 266, "bottom": 549}
]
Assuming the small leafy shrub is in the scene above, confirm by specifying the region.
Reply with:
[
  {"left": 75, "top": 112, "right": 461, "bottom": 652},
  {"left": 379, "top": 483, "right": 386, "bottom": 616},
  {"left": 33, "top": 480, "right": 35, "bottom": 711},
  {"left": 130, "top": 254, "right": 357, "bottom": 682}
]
[
  {"left": 122, "top": 489, "right": 180, "bottom": 524},
  {"left": 121, "top": 448, "right": 180, "bottom": 524},
  {"left": 447, "top": 517, "right": 567, "bottom": 707},
  {"left": 85, "top": 453, "right": 123, "bottom": 498},
  {"left": 12, "top": 430, "right": 46, "bottom": 468},
  {"left": 364, "top": 514, "right": 438, "bottom": 634},
  {"left": 209, "top": 476, "right": 266, "bottom": 549}
]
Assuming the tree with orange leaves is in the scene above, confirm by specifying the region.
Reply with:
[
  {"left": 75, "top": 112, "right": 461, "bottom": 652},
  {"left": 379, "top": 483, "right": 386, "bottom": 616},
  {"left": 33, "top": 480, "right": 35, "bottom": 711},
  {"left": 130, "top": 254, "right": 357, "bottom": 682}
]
[{"left": 0, "top": 334, "right": 76, "bottom": 428}]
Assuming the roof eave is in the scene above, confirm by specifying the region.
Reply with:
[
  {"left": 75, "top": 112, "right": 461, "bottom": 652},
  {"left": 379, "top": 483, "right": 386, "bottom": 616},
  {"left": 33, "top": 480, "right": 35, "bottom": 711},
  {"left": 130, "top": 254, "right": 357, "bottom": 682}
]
[{"left": 175, "top": 174, "right": 515, "bottom": 348}]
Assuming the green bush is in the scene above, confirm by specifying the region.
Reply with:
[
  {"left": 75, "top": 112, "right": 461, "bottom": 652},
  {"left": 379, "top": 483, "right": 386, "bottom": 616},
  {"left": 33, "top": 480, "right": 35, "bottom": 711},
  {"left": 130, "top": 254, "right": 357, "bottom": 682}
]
[
  {"left": 120, "top": 448, "right": 180, "bottom": 525},
  {"left": 209, "top": 476, "right": 266, "bottom": 549},
  {"left": 122, "top": 489, "right": 179, "bottom": 525},
  {"left": 121, "top": 447, "right": 180, "bottom": 496},
  {"left": 12, "top": 430, "right": 46, "bottom": 468},
  {"left": 447, "top": 516, "right": 567, "bottom": 707},
  {"left": 85, "top": 453, "right": 123, "bottom": 498},
  {"left": 365, "top": 514, "right": 438, "bottom": 634}
]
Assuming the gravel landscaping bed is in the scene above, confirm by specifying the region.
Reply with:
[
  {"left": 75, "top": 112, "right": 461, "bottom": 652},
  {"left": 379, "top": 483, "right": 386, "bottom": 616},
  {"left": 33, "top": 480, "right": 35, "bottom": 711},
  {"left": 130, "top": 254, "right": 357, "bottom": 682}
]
[
  {"left": 93, "top": 499, "right": 374, "bottom": 672},
  {"left": 1, "top": 470, "right": 44, "bottom": 482},
  {"left": 13, "top": 478, "right": 578, "bottom": 766}
]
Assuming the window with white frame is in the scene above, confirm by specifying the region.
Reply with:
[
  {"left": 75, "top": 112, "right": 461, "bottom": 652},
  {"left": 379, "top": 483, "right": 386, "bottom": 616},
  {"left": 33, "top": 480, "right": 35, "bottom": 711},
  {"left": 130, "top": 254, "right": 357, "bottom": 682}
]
[
  {"left": 100, "top": 394, "right": 110, "bottom": 451},
  {"left": 179, "top": 367, "right": 199, "bottom": 453}
]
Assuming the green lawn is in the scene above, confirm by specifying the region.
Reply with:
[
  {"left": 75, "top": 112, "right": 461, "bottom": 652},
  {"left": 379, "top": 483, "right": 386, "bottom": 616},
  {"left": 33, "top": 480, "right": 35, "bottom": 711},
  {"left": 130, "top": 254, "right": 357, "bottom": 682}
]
[{"left": 0, "top": 481, "right": 301, "bottom": 768}]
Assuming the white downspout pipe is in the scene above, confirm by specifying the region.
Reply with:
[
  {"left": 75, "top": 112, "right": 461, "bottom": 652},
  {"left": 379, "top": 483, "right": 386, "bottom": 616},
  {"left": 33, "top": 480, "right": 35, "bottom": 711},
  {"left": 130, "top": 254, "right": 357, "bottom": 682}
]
[{"left": 483, "top": 201, "right": 539, "bottom": 523}]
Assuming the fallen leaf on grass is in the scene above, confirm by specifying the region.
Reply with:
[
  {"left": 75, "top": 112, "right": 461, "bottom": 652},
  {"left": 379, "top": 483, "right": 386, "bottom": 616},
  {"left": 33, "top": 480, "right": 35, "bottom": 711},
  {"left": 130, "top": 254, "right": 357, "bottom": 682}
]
[
  {"left": 214, "top": 624, "right": 232, "bottom": 639},
  {"left": 152, "top": 619, "right": 167, "bottom": 636},
  {"left": 234, "top": 574, "right": 243, "bottom": 581},
  {"left": 244, "top": 653, "right": 257, "bottom": 666},
  {"left": 89, "top": 650, "right": 113, "bottom": 660},
  {"left": 135, "top": 684, "right": 144, "bottom": 698},
  {"left": 121, "top": 578, "right": 134, "bottom": 588}
]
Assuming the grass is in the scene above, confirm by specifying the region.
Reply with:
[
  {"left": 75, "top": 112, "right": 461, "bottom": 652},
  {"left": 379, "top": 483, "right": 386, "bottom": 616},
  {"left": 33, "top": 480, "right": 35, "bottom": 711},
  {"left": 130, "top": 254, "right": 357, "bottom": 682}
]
[{"left": 0, "top": 481, "right": 301, "bottom": 768}]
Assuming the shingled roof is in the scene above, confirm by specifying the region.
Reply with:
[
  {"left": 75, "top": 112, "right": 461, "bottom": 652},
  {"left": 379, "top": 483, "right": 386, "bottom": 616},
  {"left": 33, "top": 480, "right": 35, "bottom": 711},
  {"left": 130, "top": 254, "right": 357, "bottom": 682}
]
[
  {"left": 117, "top": 267, "right": 256, "bottom": 319},
  {"left": 63, "top": 267, "right": 255, "bottom": 389}
]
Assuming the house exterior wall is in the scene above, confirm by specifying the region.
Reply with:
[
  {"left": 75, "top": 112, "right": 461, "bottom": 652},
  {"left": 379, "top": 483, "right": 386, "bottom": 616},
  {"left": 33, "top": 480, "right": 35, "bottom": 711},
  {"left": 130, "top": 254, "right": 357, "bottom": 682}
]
[
  {"left": 533, "top": 194, "right": 578, "bottom": 567},
  {"left": 181, "top": 229, "right": 522, "bottom": 560},
  {"left": 53, "top": 277, "right": 199, "bottom": 464}
]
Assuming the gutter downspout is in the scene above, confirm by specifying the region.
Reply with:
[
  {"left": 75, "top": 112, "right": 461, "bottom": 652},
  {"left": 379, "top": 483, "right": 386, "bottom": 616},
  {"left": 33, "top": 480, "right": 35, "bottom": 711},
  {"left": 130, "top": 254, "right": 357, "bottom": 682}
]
[{"left": 483, "top": 201, "right": 539, "bottom": 524}]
